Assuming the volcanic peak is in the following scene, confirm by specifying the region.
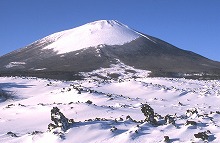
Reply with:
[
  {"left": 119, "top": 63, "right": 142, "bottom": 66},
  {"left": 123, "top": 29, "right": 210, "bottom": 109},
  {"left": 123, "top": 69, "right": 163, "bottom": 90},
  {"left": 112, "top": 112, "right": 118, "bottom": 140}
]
[{"left": 42, "top": 20, "right": 140, "bottom": 54}]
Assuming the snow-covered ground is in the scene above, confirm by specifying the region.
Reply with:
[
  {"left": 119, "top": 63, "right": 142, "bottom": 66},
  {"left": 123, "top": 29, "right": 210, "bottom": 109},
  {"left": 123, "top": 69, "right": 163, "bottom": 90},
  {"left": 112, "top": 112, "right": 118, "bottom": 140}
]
[{"left": 1, "top": 65, "right": 220, "bottom": 142}]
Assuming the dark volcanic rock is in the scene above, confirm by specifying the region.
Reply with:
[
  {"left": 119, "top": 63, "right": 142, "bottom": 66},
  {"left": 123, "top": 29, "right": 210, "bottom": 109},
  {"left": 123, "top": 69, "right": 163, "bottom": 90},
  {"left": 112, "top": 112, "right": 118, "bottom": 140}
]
[
  {"left": 194, "top": 131, "right": 209, "bottom": 141},
  {"left": 141, "top": 104, "right": 157, "bottom": 124},
  {"left": 48, "top": 107, "right": 71, "bottom": 131}
]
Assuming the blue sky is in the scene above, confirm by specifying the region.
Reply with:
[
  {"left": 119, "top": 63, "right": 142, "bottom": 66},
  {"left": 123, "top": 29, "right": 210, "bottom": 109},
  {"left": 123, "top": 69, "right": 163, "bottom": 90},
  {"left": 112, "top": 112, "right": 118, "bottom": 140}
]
[{"left": 0, "top": 0, "right": 220, "bottom": 61}]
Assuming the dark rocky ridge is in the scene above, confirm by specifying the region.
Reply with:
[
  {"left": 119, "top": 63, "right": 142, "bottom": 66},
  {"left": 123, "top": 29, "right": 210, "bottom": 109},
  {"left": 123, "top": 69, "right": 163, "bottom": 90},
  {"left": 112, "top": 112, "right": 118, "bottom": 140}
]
[{"left": 0, "top": 33, "right": 220, "bottom": 80}]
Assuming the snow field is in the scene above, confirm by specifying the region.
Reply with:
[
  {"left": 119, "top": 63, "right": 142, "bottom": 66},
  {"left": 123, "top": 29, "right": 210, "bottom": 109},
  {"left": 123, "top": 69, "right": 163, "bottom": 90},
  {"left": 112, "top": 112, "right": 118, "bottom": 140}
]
[{"left": 1, "top": 67, "right": 220, "bottom": 142}]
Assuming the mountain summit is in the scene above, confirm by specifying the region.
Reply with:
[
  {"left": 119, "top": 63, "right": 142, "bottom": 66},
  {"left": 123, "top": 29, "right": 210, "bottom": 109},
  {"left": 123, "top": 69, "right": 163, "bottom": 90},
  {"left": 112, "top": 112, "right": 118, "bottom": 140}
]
[
  {"left": 0, "top": 20, "right": 220, "bottom": 79},
  {"left": 42, "top": 20, "right": 140, "bottom": 54}
]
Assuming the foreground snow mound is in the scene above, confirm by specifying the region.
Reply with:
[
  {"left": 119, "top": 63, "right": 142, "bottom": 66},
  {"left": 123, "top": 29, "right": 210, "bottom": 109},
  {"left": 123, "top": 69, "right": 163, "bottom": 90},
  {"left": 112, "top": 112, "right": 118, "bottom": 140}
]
[
  {"left": 42, "top": 20, "right": 140, "bottom": 54},
  {"left": 1, "top": 67, "right": 220, "bottom": 142}
]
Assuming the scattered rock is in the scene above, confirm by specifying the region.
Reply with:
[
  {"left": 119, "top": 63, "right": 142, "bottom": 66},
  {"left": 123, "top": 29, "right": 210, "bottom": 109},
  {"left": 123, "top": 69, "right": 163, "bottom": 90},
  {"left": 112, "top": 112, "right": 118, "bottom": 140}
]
[
  {"left": 85, "top": 119, "right": 93, "bottom": 122},
  {"left": 68, "top": 102, "right": 73, "bottom": 105},
  {"left": 73, "top": 87, "right": 83, "bottom": 94},
  {"left": 163, "top": 136, "right": 170, "bottom": 142},
  {"left": 95, "top": 117, "right": 108, "bottom": 121},
  {"left": 126, "top": 115, "right": 132, "bottom": 121},
  {"left": 46, "top": 82, "right": 52, "bottom": 86},
  {"left": 68, "top": 119, "right": 74, "bottom": 124},
  {"left": 38, "top": 103, "right": 45, "bottom": 106},
  {"left": 135, "top": 130, "right": 138, "bottom": 134},
  {"left": 18, "top": 103, "right": 26, "bottom": 107},
  {"left": 30, "top": 131, "right": 43, "bottom": 135},
  {"left": 164, "top": 115, "right": 175, "bottom": 125},
  {"left": 178, "top": 102, "right": 183, "bottom": 106},
  {"left": 185, "top": 120, "right": 197, "bottom": 126},
  {"left": 85, "top": 100, "right": 93, "bottom": 104},
  {"left": 141, "top": 104, "right": 157, "bottom": 124},
  {"left": 48, "top": 123, "right": 57, "bottom": 131},
  {"left": 84, "top": 117, "right": 108, "bottom": 122},
  {"left": 115, "top": 117, "right": 123, "bottom": 122},
  {"left": 186, "top": 108, "right": 198, "bottom": 117},
  {"left": 194, "top": 131, "right": 209, "bottom": 141},
  {"left": 48, "top": 107, "right": 72, "bottom": 131},
  {"left": 110, "top": 126, "right": 117, "bottom": 132},
  {"left": 5, "top": 104, "right": 14, "bottom": 108},
  {"left": 106, "top": 94, "right": 112, "bottom": 97},
  {"left": 7, "top": 131, "right": 18, "bottom": 137}
]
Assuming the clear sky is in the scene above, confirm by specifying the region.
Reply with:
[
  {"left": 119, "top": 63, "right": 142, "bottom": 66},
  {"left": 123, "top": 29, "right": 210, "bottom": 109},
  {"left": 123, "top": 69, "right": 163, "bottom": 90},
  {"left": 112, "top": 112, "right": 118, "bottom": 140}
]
[{"left": 0, "top": 0, "right": 220, "bottom": 61}]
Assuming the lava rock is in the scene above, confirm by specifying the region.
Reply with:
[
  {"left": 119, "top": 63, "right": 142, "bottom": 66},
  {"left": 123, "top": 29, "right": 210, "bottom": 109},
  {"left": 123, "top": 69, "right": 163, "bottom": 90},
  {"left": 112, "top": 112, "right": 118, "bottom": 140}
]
[
  {"left": 141, "top": 104, "right": 157, "bottom": 124},
  {"left": 185, "top": 120, "right": 197, "bottom": 126},
  {"left": 164, "top": 115, "right": 175, "bottom": 125},
  {"left": 186, "top": 108, "right": 198, "bottom": 117},
  {"left": 48, "top": 107, "right": 71, "bottom": 131},
  {"left": 194, "top": 132, "right": 209, "bottom": 141},
  {"left": 85, "top": 100, "right": 93, "bottom": 104},
  {"left": 163, "top": 136, "right": 170, "bottom": 142},
  {"left": 110, "top": 126, "right": 117, "bottom": 132},
  {"left": 7, "top": 132, "right": 18, "bottom": 137}
]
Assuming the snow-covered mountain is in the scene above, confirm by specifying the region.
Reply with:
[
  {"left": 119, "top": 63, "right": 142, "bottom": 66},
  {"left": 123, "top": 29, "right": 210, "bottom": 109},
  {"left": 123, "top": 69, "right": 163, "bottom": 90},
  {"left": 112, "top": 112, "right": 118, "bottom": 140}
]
[
  {"left": 42, "top": 20, "right": 140, "bottom": 54},
  {"left": 0, "top": 20, "right": 220, "bottom": 79}
]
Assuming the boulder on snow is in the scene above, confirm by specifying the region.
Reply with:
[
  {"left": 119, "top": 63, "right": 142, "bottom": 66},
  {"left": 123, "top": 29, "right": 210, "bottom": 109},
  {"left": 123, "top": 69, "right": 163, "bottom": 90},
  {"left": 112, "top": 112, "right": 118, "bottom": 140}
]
[
  {"left": 163, "top": 136, "right": 170, "bottom": 142},
  {"left": 48, "top": 107, "right": 73, "bottom": 131},
  {"left": 7, "top": 131, "right": 18, "bottom": 137},
  {"left": 194, "top": 131, "right": 209, "bottom": 141},
  {"left": 164, "top": 114, "right": 175, "bottom": 125},
  {"left": 186, "top": 108, "right": 198, "bottom": 117},
  {"left": 185, "top": 120, "right": 197, "bottom": 126},
  {"left": 141, "top": 104, "right": 157, "bottom": 124}
]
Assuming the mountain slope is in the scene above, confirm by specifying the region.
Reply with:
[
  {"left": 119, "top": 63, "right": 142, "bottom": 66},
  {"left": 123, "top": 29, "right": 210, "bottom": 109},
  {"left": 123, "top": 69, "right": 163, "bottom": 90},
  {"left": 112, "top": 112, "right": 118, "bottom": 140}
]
[{"left": 0, "top": 20, "right": 220, "bottom": 79}]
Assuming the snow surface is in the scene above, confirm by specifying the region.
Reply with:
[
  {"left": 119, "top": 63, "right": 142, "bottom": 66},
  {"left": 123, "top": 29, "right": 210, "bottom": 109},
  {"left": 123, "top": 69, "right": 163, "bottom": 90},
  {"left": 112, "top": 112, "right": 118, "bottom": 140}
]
[
  {"left": 5, "top": 62, "right": 26, "bottom": 68},
  {"left": 42, "top": 20, "right": 141, "bottom": 54},
  {"left": 1, "top": 65, "right": 220, "bottom": 142}
]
